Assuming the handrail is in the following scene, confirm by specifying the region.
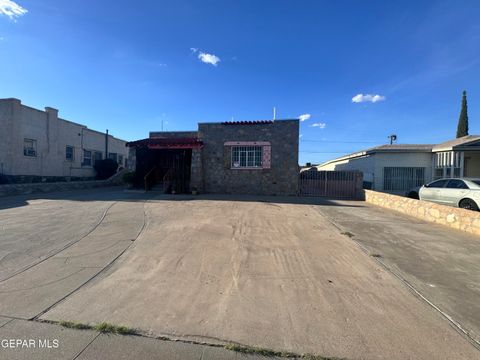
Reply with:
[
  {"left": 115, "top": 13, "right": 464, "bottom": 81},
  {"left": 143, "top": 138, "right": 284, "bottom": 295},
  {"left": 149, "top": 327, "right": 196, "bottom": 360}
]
[
  {"left": 144, "top": 166, "right": 157, "bottom": 191},
  {"left": 162, "top": 167, "right": 174, "bottom": 181},
  {"left": 162, "top": 167, "right": 175, "bottom": 193}
]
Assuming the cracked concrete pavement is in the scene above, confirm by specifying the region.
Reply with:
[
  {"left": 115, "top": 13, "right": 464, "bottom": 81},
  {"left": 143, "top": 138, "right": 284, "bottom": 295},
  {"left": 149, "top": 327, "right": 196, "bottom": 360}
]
[{"left": 0, "top": 189, "right": 479, "bottom": 359}]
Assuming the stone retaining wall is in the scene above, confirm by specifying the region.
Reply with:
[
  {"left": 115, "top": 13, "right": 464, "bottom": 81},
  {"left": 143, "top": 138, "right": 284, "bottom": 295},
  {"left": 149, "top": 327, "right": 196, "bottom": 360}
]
[
  {"left": 0, "top": 169, "right": 128, "bottom": 198},
  {"left": 364, "top": 190, "right": 480, "bottom": 236}
]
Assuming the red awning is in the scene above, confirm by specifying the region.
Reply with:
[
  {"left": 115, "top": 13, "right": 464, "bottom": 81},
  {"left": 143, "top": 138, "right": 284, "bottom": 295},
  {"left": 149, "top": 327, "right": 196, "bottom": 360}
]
[{"left": 126, "top": 137, "right": 203, "bottom": 149}]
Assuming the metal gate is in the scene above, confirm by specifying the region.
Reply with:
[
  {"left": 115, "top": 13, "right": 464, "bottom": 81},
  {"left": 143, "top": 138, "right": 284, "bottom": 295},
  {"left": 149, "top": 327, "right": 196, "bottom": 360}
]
[
  {"left": 299, "top": 170, "right": 363, "bottom": 198},
  {"left": 383, "top": 167, "right": 425, "bottom": 191}
]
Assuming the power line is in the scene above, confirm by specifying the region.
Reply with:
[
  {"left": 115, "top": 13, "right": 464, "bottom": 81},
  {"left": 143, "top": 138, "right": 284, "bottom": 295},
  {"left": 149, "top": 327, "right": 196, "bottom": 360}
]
[
  {"left": 299, "top": 151, "right": 353, "bottom": 154},
  {"left": 300, "top": 139, "right": 382, "bottom": 144}
]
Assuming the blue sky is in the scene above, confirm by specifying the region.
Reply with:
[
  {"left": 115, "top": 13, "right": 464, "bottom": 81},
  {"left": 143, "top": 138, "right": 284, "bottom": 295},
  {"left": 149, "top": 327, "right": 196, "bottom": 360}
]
[{"left": 1, "top": 0, "right": 480, "bottom": 164}]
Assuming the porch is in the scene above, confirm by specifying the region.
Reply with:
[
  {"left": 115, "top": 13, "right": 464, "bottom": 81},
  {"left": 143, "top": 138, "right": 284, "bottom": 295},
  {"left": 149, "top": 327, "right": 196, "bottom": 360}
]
[
  {"left": 433, "top": 150, "right": 480, "bottom": 179},
  {"left": 126, "top": 137, "right": 203, "bottom": 193}
]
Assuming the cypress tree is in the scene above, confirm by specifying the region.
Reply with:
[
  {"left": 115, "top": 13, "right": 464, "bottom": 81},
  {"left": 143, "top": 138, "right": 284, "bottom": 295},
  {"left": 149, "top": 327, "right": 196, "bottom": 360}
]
[{"left": 456, "top": 90, "right": 469, "bottom": 138}]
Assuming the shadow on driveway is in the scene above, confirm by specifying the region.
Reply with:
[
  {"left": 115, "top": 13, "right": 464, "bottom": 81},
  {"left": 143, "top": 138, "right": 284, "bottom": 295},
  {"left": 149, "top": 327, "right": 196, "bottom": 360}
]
[{"left": 0, "top": 187, "right": 366, "bottom": 211}]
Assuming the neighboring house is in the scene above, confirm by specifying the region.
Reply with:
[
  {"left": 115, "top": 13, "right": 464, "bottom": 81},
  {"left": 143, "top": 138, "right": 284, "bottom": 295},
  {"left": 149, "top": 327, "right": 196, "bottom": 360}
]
[
  {"left": 127, "top": 119, "right": 299, "bottom": 195},
  {"left": 315, "top": 135, "right": 480, "bottom": 193},
  {"left": 0, "top": 98, "right": 130, "bottom": 183}
]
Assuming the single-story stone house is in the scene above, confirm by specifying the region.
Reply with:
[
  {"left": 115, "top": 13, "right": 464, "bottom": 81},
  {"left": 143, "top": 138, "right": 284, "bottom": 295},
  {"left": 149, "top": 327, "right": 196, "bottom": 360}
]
[{"left": 127, "top": 119, "right": 299, "bottom": 195}]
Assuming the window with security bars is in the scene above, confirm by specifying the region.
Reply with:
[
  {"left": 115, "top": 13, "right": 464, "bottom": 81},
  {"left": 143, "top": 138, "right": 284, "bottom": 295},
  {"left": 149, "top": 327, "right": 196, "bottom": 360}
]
[
  {"left": 383, "top": 167, "right": 425, "bottom": 191},
  {"left": 231, "top": 146, "right": 263, "bottom": 168}
]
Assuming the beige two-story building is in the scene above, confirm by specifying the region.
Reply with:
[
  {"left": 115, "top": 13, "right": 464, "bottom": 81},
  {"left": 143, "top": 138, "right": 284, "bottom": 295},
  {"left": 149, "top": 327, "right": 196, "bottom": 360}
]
[{"left": 0, "top": 98, "right": 130, "bottom": 183}]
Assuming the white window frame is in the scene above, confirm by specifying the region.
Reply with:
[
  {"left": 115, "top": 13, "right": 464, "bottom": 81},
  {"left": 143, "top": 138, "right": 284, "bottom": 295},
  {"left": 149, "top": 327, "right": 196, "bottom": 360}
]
[
  {"left": 434, "top": 151, "right": 463, "bottom": 179},
  {"left": 66, "top": 145, "right": 74, "bottom": 161},
  {"left": 82, "top": 150, "right": 92, "bottom": 167},
  {"left": 23, "top": 138, "right": 37, "bottom": 157},
  {"left": 231, "top": 146, "right": 263, "bottom": 169}
]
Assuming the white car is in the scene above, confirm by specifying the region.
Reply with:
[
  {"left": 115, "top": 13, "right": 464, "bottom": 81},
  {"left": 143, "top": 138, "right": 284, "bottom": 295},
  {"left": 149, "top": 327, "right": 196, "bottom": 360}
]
[{"left": 418, "top": 178, "right": 480, "bottom": 211}]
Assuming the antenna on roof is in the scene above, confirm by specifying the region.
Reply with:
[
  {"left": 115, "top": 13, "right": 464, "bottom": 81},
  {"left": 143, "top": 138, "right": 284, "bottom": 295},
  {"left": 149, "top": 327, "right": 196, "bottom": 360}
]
[
  {"left": 388, "top": 134, "right": 397, "bottom": 145},
  {"left": 273, "top": 107, "right": 276, "bottom": 121}
]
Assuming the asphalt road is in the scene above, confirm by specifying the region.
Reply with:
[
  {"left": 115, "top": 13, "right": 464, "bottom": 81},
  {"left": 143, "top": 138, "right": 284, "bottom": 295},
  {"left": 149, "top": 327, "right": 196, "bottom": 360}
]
[{"left": 0, "top": 189, "right": 479, "bottom": 360}]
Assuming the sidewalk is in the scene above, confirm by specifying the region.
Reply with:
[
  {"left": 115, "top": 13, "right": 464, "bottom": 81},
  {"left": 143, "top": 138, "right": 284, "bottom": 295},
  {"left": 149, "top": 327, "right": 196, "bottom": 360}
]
[{"left": 0, "top": 318, "right": 283, "bottom": 360}]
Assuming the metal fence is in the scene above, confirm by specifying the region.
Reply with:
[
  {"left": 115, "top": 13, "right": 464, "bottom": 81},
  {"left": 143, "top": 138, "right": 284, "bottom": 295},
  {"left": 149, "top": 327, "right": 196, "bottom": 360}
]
[
  {"left": 299, "top": 170, "right": 363, "bottom": 198},
  {"left": 383, "top": 167, "right": 425, "bottom": 191}
]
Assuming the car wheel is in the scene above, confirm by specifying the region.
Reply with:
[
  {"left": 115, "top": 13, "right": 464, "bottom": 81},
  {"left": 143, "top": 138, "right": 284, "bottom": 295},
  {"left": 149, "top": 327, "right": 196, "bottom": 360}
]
[
  {"left": 408, "top": 191, "right": 419, "bottom": 199},
  {"left": 459, "top": 199, "right": 479, "bottom": 211}
]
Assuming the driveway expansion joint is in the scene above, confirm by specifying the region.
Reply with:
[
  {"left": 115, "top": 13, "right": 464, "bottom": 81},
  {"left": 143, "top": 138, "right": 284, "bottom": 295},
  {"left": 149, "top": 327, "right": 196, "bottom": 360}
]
[{"left": 0, "top": 201, "right": 118, "bottom": 283}]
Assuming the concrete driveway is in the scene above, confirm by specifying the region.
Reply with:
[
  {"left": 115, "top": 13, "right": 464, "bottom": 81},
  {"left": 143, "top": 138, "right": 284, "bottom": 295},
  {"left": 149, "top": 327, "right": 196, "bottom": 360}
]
[
  {"left": 314, "top": 199, "right": 480, "bottom": 346},
  {"left": 0, "top": 189, "right": 479, "bottom": 360}
]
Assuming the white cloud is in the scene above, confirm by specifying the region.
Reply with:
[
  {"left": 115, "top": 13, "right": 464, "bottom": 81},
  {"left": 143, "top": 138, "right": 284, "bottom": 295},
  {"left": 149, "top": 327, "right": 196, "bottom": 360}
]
[
  {"left": 299, "top": 134, "right": 303, "bottom": 138},
  {"left": 190, "top": 47, "right": 198, "bottom": 53},
  {"left": 198, "top": 52, "right": 220, "bottom": 66},
  {"left": 311, "top": 122, "right": 326, "bottom": 129},
  {"left": 0, "top": 0, "right": 27, "bottom": 20},
  {"left": 351, "top": 94, "right": 386, "bottom": 103},
  {"left": 298, "top": 113, "right": 311, "bottom": 122}
]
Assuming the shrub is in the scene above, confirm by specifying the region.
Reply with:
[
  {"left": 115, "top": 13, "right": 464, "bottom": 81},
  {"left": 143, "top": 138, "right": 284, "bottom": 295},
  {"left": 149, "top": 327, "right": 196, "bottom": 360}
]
[
  {"left": 122, "top": 171, "right": 135, "bottom": 184},
  {"left": 94, "top": 159, "right": 118, "bottom": 180}
]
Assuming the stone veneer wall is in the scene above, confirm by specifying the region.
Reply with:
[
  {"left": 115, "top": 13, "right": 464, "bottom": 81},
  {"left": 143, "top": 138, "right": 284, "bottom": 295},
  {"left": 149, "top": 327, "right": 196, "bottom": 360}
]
[
  {"left": 190, "top": 147, "right": 203, "bottom": 191},
  {"left": 364, "top": 189, "right": 480, "bottom": 236},
  {"left": 198, "top": 120, "right": 299, "bottom": 195}
]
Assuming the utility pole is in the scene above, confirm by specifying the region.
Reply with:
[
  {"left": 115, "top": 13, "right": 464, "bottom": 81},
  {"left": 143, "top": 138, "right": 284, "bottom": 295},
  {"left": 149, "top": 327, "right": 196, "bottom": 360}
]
[
  {"left": 273, "top": 107, "right": 276, "bottom": 121},
  {"left": 105, "top": 129, "right": 109, "bottom": 159}
]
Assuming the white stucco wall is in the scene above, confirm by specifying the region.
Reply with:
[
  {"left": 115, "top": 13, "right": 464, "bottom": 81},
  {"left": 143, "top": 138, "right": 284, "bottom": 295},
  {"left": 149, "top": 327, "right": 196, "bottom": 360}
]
[
  {"left": 316, "top": 155, "right": 375, "bottom": 183},
  {"left": 317, "top": 151, "right": 434, "bottom": 192},
  {"left": 0, "top": 98, "right": 129, "bottom": 178},
  {"left": 373, "top": 152, "right": 434, "bottom": 191}
]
